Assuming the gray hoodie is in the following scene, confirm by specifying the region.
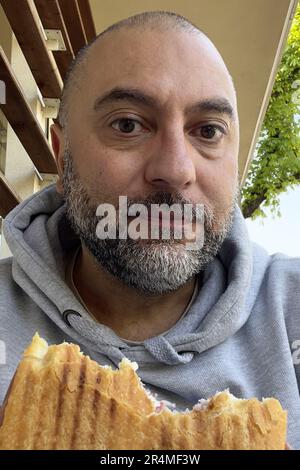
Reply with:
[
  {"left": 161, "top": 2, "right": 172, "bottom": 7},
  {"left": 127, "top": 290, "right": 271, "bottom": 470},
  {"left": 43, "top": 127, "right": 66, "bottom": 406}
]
[{"left": 0, "top": 184, "right": 299, "bottom": 448}]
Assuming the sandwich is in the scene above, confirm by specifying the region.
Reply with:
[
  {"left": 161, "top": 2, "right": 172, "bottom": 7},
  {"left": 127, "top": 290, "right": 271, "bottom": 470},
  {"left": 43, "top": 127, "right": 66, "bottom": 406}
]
[{"left": 0, "top": 333, "right": 287, "bottom": 450}]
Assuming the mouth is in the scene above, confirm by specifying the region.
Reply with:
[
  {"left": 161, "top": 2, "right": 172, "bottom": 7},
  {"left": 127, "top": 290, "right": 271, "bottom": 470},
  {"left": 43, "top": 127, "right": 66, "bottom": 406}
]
[
  {"left": 125, "top": 214, "right": 199, "bottom": 244},
  {"left": 127, "top": 213, "right": 193, "bottom": 228}
]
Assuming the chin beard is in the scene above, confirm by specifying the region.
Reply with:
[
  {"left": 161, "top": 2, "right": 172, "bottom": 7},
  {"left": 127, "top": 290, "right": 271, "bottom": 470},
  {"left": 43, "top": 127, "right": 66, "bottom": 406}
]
[{"left": 62, "top": 150, "right": 237, "bottom": 295}]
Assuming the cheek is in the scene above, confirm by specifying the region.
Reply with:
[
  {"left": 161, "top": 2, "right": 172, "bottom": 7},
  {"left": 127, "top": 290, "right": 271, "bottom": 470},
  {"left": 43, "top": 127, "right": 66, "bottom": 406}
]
[
  {"left": 196, "top": 157, "right": 238, "bottom": 208},
  {"left": 71, "top": 139, "right": 144, "bottom": 200}
]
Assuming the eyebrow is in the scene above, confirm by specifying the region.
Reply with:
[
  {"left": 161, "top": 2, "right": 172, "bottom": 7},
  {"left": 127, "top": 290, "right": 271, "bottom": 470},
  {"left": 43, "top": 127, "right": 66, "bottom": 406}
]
[{"left": 93, "top": 87, "right": 235, "bottom": 120}]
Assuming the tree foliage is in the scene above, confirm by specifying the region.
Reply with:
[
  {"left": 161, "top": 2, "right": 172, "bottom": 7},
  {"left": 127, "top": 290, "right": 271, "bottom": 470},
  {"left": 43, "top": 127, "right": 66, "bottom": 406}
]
[{"left": 241, "top": 4, "right": 300, "bottom": 219}]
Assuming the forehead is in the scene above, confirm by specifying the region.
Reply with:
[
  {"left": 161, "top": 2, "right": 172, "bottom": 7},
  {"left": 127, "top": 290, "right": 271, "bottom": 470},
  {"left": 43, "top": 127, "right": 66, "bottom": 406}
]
[{"left": 72, "top": 28, "right": 236, "bottom": 116}]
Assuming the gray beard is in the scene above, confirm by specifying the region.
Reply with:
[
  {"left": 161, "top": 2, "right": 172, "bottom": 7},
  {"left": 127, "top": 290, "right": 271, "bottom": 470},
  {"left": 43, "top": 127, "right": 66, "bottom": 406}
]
[{"left": 62, "top": 151, "right": 237, "bottom": 295}]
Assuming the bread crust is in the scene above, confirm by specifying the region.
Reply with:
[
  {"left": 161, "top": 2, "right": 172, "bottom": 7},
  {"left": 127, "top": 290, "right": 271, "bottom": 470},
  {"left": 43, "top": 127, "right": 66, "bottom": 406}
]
[{"left": 0, "top": 334, "right": 287, "bottom": 450}]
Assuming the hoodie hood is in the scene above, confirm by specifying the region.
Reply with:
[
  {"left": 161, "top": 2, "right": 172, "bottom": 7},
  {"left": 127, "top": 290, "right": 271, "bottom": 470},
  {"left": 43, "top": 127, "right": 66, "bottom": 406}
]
[{"left": 3, "top": 184, "right": 270, "bottom": 366}]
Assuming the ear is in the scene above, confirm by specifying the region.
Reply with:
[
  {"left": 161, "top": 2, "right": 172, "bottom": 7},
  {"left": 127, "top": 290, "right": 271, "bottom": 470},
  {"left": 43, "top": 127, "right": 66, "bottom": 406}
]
[{"left": 50, "top": 123, "right": 65, "bottom": 194}]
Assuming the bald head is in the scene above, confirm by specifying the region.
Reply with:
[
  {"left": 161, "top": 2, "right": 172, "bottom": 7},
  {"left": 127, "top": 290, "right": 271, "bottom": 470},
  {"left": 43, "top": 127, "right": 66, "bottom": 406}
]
[{"left": 58, "top": 10, "right": 235, "bottom": 129}]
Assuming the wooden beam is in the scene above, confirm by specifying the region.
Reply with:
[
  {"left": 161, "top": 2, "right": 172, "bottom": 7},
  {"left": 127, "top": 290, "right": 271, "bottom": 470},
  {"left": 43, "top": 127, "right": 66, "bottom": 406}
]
[
  {"left": 34, "top": 0, "right": 74, "bottom": 81},
  {"left": 58, "top": 0, "right": 87, "bottom": 55},
  {"left": 0, "top": 171, "right": 21, "bottom": 217},
  {"left": 0, "top": 47, "right": 57, "bottom": 174},
  {"left": 77, "top": 0, "right": 96, "bottom": 42},
  {"left": 0, "top": 0, "right": 62, "bottom": 98}
]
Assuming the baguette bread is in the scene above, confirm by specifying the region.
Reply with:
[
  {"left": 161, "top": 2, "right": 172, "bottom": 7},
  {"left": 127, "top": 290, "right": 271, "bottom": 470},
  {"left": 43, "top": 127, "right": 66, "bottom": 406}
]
[{"left": 0, "top": 333, "right": 287, "bottom": 450}]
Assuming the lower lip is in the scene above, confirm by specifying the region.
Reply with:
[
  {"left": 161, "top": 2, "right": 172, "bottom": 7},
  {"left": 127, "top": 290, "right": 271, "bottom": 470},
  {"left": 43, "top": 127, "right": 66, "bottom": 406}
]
[
  {"left": 128, "top": 217, "right": 191, "bottom": 230},
  {"left": 150, "top": 218, "right": 175, "bottom": 227}
]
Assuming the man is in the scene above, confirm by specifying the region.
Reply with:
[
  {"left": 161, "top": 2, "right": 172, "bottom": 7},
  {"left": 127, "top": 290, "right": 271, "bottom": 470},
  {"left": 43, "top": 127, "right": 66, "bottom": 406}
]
[{"left": 0, "top": 11, "right": 299, "bottom": 448}]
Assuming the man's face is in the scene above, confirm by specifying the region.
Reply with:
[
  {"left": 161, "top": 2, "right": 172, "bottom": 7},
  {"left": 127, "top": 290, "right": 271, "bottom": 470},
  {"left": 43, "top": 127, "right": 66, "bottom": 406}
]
[{"left": 58, "top": 27, "right": 240, "bottom": 295}]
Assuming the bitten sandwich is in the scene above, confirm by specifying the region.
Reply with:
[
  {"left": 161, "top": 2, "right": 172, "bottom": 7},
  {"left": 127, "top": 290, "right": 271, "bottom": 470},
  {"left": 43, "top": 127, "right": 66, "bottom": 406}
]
[{"left": 0, "top": 333, "right": 287, "bottom": 450}]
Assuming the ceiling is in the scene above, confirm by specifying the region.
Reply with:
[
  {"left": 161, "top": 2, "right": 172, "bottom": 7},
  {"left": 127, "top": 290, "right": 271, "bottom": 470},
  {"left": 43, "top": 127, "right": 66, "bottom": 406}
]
[{"left": 89, "top": 0, "right": 297, "bottom": 181}]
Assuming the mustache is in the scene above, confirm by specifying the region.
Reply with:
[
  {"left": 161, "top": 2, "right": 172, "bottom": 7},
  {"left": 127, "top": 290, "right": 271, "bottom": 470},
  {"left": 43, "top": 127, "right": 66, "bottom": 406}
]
[
  {"left": 116, "top": 191, "right": 215, "bottom": 227},
  {"left": 125, "top": 191, "right": 189, "bottom": 207},
  {"left": 116, "top": 191, "right": 212, "bottom": 222}
]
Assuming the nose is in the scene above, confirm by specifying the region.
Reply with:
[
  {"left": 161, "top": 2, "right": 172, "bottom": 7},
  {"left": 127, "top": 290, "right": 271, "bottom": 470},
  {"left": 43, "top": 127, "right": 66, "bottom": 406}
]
[{"left": 144, "top": 124, "right": 197, "bottom": 191}]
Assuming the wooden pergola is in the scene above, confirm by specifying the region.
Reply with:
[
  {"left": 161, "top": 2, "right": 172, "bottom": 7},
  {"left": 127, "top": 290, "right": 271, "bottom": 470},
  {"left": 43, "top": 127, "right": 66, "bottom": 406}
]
[{"left": 0, "top": 0, "right": 96, "bottom": 217}]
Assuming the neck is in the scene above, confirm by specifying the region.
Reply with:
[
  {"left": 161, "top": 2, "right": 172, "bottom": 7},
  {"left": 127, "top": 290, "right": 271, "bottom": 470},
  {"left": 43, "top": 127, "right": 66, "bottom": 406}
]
[{"left": 72, "top": 244, "right": 197, "bottom": 342}]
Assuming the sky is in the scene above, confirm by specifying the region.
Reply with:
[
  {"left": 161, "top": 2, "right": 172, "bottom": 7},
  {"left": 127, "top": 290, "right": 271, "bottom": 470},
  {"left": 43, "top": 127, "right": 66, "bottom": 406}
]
[{"left": 245, "top": 185, "right": 300, "bottom": 257}]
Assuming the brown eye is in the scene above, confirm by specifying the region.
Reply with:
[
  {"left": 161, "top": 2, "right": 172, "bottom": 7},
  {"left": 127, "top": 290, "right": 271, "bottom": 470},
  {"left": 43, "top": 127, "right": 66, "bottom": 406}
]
[
  {"left": 192, "top": 124, "right": 226, "bottom": 143},
  {"left": 111, "top": 118, "right": 142, "bottom": 133},
  {"left": 201, "top": 125, "right": 217, "bottom": 139}
]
